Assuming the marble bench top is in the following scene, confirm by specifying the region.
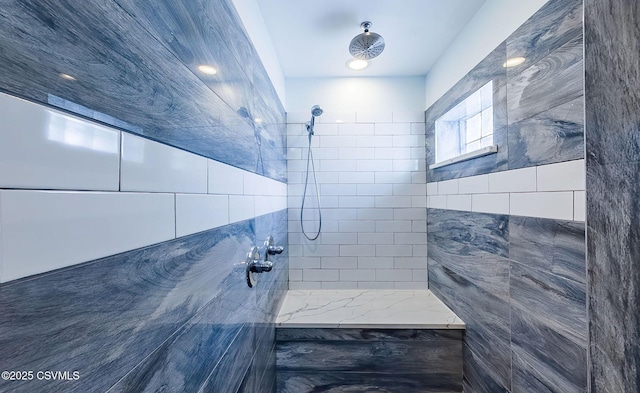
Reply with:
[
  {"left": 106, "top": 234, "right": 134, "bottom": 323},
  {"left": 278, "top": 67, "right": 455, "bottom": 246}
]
[{"left": 276, "top": 289, "right": 465, "bottom": 329}]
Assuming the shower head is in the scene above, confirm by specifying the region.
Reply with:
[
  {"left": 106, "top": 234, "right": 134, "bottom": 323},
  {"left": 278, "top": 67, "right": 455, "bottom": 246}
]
[
  {"left": 311, "top": 105, "right": 323, "bottom": 117},
  {"left": 349, "top": 21, "right": 385, "bottom": 60},
  {"left": 306, "top": 105, "right": 323, "bottom": 138}
]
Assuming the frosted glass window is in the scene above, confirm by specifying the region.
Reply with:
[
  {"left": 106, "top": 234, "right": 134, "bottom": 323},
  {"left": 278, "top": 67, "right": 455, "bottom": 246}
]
[{"left": 435, "top": 81, "right": 494, "bottom": 163}]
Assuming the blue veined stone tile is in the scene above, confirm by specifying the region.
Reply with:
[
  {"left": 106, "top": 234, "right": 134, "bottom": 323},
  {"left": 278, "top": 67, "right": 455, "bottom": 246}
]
[
  {"left": 510, "top": 262, "right": 587, "bottom": 348},
  {"left": 511, "top": 309, "right": 587, "bottom": 393},
  {"left": 276, "top": 328, "right": 462, "bottom": 342},
  {"left": 0, "top": 219, "right": 255, "bottom": 393},
  {"left": 427, "top": 209, "right": 509, "bottom": 258},
  {"left": 199, "top": 323, "right": 256, "bottom": 393},
  {"left": 586, "top": 162, "right": 640, "bottom": 392},
  {"left": 585, "top": 3, "right": 640, "bottom": 167},
  {"left": 111, "top": 0, "right": 257, "bottom": 116},
  {"left": 507, "top": 33, "right": 583, "bottom": 125},
  {"left": 428, "top": 256, "right": 511, "bottom": 387},
  {"left": 276, "top": 330, "right": 462, "bottom": 374},
  {"left": 510, "top": 216, "right": 586, "bottom": 284},
  {"left": 277, "top": 372, "right": 462, "bottom": 393},
  {"left": 462, "top": 343, "right": 510, "bottom": 393},
  {"left": 506, "top": 0, "right": 582, "bottom": 78},
  {"left": 508, "top": 96, "right": 584, "bottom": 169}
]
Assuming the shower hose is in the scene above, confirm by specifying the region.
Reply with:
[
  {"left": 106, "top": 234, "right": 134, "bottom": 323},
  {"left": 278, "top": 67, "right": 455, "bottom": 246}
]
[{"left": 300, "top": 132, "right": 322, "bottom": 241}]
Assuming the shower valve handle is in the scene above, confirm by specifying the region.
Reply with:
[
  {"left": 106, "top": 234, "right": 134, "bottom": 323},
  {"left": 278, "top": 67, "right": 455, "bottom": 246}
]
[{"left": 267, "top": 245, "right": 284, "bottom": 255}]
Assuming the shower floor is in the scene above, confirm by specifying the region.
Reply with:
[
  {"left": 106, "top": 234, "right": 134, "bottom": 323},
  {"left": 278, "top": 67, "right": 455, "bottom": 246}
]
[{"left": 276, "top": 289, "right": 464, "bottom": 329}]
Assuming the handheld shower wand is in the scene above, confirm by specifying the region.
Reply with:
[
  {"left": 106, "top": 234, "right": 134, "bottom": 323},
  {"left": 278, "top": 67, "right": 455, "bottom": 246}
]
[
  {"left": 305, "top": 105, "right": 323, "bottom": 139},
  {"left": 301, "top": 105, "right": 323, "bottom": 241}
]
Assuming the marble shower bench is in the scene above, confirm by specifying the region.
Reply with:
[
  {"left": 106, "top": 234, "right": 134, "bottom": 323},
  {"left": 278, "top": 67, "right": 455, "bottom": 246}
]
[{"left": 275, "top": 290, "right": 465, "bottom": 393}]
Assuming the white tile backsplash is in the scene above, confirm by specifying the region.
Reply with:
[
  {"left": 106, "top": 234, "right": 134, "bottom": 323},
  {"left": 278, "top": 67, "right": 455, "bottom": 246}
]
[
  {"left": 175, "top": 194, "right": 229, "bottom": 237},
  {"left": 458, "top": 174, "right": 489, "bottom": 194},
  {"left": 120, "top": 133, "right": 207, "bottom": 193},
  {"left": 208, "top": 160, "right": 244, "bottom": 195},
  {"left": 472, "top": 193, "right": 510, "bottom": 215},
  {"left": 0, "top": 190, "right": 175, "bottom": 283},
  {"left": 510, "top": 192, "right": 574, "bottom": 220},
  {"left": 574, "top": 191, "right": 586, "bottom": 222},
  {"left": 356, "top": 111, "right": 393, "bottom": 123},
  {"left": 489, "top": 167, "right": 537, "bottom": 193},
  {"left": 438, "top": 179, "right": 459, "bottom": 195},
  {"left": 537, "top": 159, "right": 585, "bottom": 191},
  {"left": 229, "top": 195, "right": 255, "bottom": 223},
  {"left": 447, "top": 195, "right": 472, "bottom": 211},
  {"left": 0, "top": 92, "right": 120, "bottom": 191}
]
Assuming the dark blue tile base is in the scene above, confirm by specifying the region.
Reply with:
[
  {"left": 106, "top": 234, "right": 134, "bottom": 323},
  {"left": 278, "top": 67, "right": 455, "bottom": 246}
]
[
  {"left": 428, "top": 207, "right": 587, "bottom": 393},
  {"left": 0, "top": 210, "right": 288, "bottom": 393},
  {"left": 276, "top": 328, "right": 462, "bottom": 393}
]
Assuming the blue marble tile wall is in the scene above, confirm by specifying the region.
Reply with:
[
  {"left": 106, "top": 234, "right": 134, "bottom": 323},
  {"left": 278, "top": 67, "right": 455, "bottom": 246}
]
[
  {"left": 425, "top": 0, "right": 583, "bottom": 183},
  {"left": 0, "top": 210, "right": 288, "bottom": 393},
  {"left": 276, "top": 328, "right": 463, "bottom": 393},
  {"left": 0, "top": 0, "right": 286, "bottom": 181},
  {"left": 426, "top": 0, "right": 588, "bottom": 392},
  {"left": 428, "top": 209, "right": 587, "bottom": 392},
  {"left": 0, "top": 0, "right": 289, "bottom": 392},
  {"left": 584, "top": 0, "right": 640, "bottom": 391}
]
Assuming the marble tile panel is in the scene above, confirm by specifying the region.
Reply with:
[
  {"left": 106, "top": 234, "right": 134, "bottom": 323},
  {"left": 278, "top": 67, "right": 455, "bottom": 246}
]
[
  {"left": 276, "top": 289, "right": 463, "bottom": 329},
  {"left": 276, "top": 329, "right": 462, "bottom": 373},
  {"left": 586, "top": 162, "right": 640, "bottom": 393},
  {"left": 511, "top": 308, "right": 587, "bottom": 393},
  {"left": 277, "top": 372, "right": 463, "bottom": 393},
  {"left": 427, "top": 257, "right": 511, "bottom": 387},
  {"left": 0, "top": 220, "right": 255, "bottom": 393},
  {"left": 507, "top": 34, "right": 584, "bottom": 125},
  {"left": 509, "top": 216, "right": 586, "bottom": 284},
  {"left": 510, "top": 262, "right": 587, "bottom": 348},
  {"left": 198, "top": 323, "right": 255, "bottom": 393},
  {"left": 506, "top": 0, "right": 583, "bottom": 77},
  {"left": 427, "top": 209, "right": 509, "bottom": 258},
  {"left": 585, "top": 2, "right": 640, "bottom": 389},
  {"left": 508, "top": 97, "right": 584, "bottom": 169},
  {"left": 107, "top": 294, "right": 254, "bottom": 392},
  {"left": 461, "top": 343, "right": 510, "bottom": 393},
  {"left": 584, "top": 0, "right": 640, "bottom": 166}
]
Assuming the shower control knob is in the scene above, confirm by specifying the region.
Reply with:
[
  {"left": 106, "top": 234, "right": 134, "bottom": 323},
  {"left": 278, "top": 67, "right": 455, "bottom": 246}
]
[
  {"left": 267, "top": 246, "right": 284, "bottom": 255},
  {"left": 263, "top": 235, "right": 285, "bottom": 259}
]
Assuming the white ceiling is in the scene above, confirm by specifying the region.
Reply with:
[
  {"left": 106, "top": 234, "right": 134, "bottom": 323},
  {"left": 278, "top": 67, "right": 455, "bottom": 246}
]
[{"left": 255, "top": 0, "right": 488, "bottom": 78}]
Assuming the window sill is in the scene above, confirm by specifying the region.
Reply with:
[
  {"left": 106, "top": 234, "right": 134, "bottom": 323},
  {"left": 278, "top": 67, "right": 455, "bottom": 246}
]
[{"left": 430, "top": 145, "right": 498, "bottom": 170}]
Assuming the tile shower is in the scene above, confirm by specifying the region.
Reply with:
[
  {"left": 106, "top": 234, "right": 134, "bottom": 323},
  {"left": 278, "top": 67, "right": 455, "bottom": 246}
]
[{"left": 0, "top": 0, "right": 638, "bottom": 392}]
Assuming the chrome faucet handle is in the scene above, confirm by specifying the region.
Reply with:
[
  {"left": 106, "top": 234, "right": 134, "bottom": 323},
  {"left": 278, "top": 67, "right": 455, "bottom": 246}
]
[{"left": 263, "top": 235, "right": 285, "bottom": 261}]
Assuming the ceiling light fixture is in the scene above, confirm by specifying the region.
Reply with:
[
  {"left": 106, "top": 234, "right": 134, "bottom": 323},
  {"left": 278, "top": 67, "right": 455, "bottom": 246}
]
[
  {"left": 197, "top": 65, "right": 218, "bottom": 75},
  {"left": 503, "top": 57, "right": 526, "bottom": 68},
  {"left": 346, "top": 58, "right": 369, "bottom": 70}
]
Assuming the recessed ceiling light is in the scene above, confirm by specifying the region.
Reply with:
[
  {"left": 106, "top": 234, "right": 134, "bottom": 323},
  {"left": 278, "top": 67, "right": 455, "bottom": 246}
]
[
  {"left": 197, "top": 65, "right": 218, "bottom": 75},
  {"left": 503, "top": 57, "right": 526, "bottom": 68},
  {"left": 59, "top": 73, "right": 76, "bottom": 81},
  {"left": 346, "top": 58, "right": 369, "bottom": 70}
]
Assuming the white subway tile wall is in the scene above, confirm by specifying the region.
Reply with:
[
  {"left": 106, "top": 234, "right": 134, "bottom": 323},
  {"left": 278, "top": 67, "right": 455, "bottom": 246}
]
[
  {"left": 0, "top": 93, "right": 287, "bottom": 283},
  {"left": 427, "top": 159, "right": 586, "bottom": 221},
  {"left": 287, "top": 111, "right": 427, "bottom": 289}
]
